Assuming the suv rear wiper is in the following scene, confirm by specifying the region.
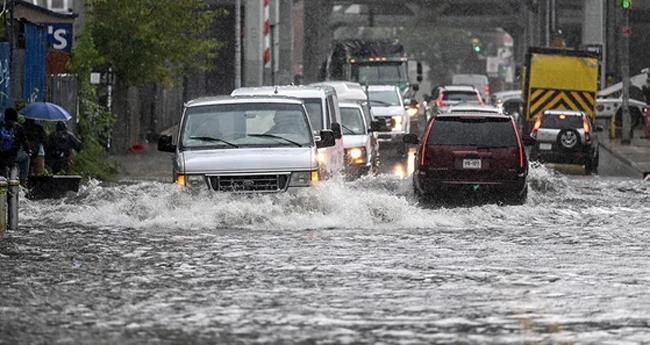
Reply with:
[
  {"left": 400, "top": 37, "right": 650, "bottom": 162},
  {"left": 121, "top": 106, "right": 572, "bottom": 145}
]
[
  {"left": 248, "top": 134, "right": 303, "bottom": 147},
  {"left": 189, "top": 136, "right": 239, "bottom": 148}
]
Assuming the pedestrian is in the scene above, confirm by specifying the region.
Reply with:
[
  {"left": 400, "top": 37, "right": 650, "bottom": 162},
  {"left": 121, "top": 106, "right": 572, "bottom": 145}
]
[
  {"left": 0, "top": 108, "right": 31, "bottom": 184},
  {"left": 46, "top": 121, "right": 82, "bottom": 174},
  {"left": 23, "top": 118, "right": 47, "bottom": 176}
]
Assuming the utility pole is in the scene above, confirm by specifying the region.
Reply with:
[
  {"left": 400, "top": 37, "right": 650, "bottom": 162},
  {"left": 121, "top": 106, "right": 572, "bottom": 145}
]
[
  {"left": 621, "top": 0, "right": 632, "bottom": 144},
  {"left": 234, "top": 0, "right": 242, "bottom": 89}
]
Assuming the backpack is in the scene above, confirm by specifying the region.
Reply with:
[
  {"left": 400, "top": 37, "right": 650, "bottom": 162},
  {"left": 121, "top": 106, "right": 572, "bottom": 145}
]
[{"left": 0, "top": 126, "right": 15, "bottom": 153}]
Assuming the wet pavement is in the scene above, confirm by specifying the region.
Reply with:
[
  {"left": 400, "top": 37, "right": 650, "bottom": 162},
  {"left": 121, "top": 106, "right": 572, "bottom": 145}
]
[{"left": 2, "top": 164, "right": 650, "bottom": 344}]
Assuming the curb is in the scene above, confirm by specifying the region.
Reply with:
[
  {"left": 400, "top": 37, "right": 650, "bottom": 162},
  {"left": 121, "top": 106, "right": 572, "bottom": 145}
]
[{"left": 599, "top": 140, "right": 646, "bottom": 177}]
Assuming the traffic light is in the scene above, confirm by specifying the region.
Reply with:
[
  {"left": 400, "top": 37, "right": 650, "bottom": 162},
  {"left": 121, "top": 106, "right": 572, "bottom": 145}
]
[
  {"left": 621, "top": 0, "right": 632, "bottom": 10},
  {"left": 471, "top": 38, "right": 481, "bottom": 53}
]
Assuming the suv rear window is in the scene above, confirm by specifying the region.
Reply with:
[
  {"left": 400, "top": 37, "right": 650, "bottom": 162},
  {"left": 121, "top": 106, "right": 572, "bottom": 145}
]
[
  {"left": 443, "top": 91, "right": 480, "bottom": 102},
  {"left": 541, "top": 114, "right": 582, "bottom": 129},
  {"left": 427, "top": 117, "right": 518, "bottom": 147}
]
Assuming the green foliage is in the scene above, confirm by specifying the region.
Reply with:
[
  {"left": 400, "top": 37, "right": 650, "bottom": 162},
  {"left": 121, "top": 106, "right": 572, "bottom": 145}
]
[
  {"left": 87, "top": 0, "right": 222, "bottom": 87},
  {"left": 68, "top": 28, "right": 118, "bottom": 180}
]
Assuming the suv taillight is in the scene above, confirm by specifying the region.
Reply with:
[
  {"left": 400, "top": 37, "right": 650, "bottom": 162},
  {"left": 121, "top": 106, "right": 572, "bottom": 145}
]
[
  {"left": 512, "top": 120, "right": 525, "bottom": 169},
  {"left": 484, "top": 84, "right": 490, "bottom": 102},
  {"left": 419, "top": 119, "right": 436, "bottom": 169},
  {"left": 582, "top": 116, "right": 591, "bottom": 142}
]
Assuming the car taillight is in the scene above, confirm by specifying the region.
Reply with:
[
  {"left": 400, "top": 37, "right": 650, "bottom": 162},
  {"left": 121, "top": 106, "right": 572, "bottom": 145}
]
[
  {"left": 511, "top": 120, "right": 525, "bottom": 169},
  {"left": 420, "top": 119, "right": 435, "bottom": 169},
  {"left": 531, "top": 117, "right": 542, "bottom": 138},
  {"left": 435, "top": 96, "right": 443, "bottom": 108},
  {"left": 484, "top": 84, "right": 490, "bottom": 101}
]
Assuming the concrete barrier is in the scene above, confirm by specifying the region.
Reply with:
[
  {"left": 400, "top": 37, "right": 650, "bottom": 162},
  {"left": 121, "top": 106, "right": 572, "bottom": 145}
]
[{"left": 7, "top": 179, "right": 19, "bottom": 231}]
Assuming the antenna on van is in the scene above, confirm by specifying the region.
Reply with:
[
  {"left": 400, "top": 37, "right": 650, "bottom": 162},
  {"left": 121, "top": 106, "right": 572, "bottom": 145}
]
[{"left": 274, "top": 86, "right": 279, "bottom": 94}]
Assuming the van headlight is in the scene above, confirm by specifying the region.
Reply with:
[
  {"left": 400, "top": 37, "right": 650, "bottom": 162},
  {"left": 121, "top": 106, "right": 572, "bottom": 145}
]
[
  {"left": 176, "top": 174, "right": 205, "bottom": 188},
  {"left": 345, "top": 147, "right": 367, "bottom": 164},
  {"left": 407, "top": 107, "right": 419, "bottom": 117},
  {"left": 289, "top": 170, "right": 319, "bottom": 187},
  {"left": 392, "top": 116, "right": 403, "bottom": 131}
]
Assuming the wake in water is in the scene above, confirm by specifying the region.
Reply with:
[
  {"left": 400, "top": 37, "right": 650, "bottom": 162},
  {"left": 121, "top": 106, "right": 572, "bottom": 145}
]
[{"left": 20, "top": 165, "right": 650, "bottom": 231}]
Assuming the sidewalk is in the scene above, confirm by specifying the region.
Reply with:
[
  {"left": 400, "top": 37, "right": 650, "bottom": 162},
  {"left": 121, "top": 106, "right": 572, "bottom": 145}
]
[
  {"left": 108, "top": 142, "right": 174, "bottom": 182},
  {"left": 599, "top": 127, "right": 650, "bottom": 179}
]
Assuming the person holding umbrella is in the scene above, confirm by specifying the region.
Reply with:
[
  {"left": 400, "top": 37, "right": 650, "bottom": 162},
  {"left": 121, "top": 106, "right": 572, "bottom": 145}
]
[
  {"left": 46, "top": 121, "right": 81, "bottom": 174},
  {"left": 19, "top": 101, "right": 77, "bottom": 174},
  {"left": 0, "top": 108, "right": 31, "bottom": 184}
]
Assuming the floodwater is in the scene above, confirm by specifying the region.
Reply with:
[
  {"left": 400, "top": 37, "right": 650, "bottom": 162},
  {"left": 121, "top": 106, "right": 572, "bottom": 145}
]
[{"left": 2, "top": 165, "right": 650, "bottom": 344}]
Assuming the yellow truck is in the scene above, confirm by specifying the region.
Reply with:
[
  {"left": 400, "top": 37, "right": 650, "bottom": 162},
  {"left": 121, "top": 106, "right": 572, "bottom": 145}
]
[{"left": 522, "top": 47, "right": 600, "bottom": 142}]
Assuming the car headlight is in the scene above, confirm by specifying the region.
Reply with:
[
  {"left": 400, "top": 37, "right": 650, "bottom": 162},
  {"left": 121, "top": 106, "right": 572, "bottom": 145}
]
[
  {"left": 289, "top": 170, "right": 319, "bottom": 187},
  {"left": 346, "top": 147, "right": 367, "bottom": 164},
  {"left": 176, "top": 174, "right": 205, "bottom": 188},
  {"left": 392, "top": 116, "right": 403, "bottom": 131}
]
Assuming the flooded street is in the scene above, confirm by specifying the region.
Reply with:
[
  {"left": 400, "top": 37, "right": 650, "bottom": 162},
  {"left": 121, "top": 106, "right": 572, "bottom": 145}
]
[{"left": 2, "top": 166, "right": 650, "bottom": 344}]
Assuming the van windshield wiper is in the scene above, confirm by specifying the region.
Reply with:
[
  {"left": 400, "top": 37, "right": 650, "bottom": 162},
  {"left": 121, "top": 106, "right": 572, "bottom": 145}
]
[
  {"left": 340, "top": 123, "right": 357, "bottom": 135},
  {"left": 248, "top": 134, "right": 303, "bottom": 147},
  {"left": 189, "top": 136, "right": 239, "bottom": 148}
]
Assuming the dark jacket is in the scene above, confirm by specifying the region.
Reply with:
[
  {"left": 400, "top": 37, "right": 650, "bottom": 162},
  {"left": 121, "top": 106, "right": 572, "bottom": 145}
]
[
  {"left": 23, "top": 120, "right": 47, "bottom": 155},
  {"left": 0, "top": 121, "right": 30, "bottom": 159}
]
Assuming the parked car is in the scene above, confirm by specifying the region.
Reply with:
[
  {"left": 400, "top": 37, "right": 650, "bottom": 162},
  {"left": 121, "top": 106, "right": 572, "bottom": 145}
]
[
  {"left": 529, "top": 110, "right": 601, "bottom": 175},
  {"left": 452, "top": 73, "right": 490, "bottom": 102},
  {"left": 404, "top": 112, "right": 528, "bottom": 204},
  {"left": 157, "top": 96, "right": 336, "bottom": 192},
  {"left": 339, "top": 101, "right": 380, "bottom": 177},
  {"left": 231, "top": 85, "right": 345, "bottom": 176},
  {"left": 367, "top": 84, "right": 409, "bottom": 152},
  {"left": 430, "top": 85, "right": 483, "bottom": 117}
]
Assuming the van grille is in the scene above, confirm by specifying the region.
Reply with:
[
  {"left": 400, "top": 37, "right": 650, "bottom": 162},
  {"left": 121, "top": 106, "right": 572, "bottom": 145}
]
[{"left": 209, "top": 174, "right": 289, "bottom": 192}]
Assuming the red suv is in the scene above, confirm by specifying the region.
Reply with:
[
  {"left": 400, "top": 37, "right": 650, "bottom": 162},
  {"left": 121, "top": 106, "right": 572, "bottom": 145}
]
[{"left": 404, "top": 113, "right": 528, "bottom": 204}]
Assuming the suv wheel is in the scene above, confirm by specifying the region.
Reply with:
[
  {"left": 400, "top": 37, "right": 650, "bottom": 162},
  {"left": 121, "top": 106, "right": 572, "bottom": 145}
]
[{"left": 557, "top": 129, "right": 581, "bottom": 150}]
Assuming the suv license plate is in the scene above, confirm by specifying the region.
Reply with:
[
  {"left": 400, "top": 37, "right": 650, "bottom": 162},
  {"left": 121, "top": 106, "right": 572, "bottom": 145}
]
[
  {"left": 539, "top": 143, "right": 552, "bottom": 150},
  {"left": 462, "top": 159, "right": 482, "bottom": 169}
]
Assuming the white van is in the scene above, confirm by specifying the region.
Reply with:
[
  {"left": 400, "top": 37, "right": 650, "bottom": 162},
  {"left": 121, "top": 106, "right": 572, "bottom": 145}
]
[
  {"left": 231, "top": 86, "right": 345, "bottom": 176},
  {"left": 157, "top": 96, "right": 335, "bottom": 192}
]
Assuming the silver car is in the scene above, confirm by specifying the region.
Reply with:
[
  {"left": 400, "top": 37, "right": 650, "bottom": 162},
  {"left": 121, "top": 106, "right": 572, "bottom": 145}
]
[
  {"left": 529, "top": 110, "right": 601, "bottom": 174},
  {"left": 157, "top": 96, "right": 336, "bottom": 192}
]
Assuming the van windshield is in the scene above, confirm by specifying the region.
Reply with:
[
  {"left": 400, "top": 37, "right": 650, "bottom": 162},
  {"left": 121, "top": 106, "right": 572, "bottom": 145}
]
[
  {"left": 181, "top": 103, "right": 313, "bottom": 149},
  {"left": 427, "top": 117, "right": 518, "bottom": 147},
  {"left": 369, "top": 90, "right": 401, "bottom": 106},
  {"left": 340, "top": 107, "right": 366, "bottom": 135},
  {"left": 302, "top": 98, "right": 324, "bottom": 131}
]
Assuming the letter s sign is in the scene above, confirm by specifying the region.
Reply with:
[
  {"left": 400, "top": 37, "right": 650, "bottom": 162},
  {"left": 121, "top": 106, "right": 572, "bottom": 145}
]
[{"left": 47, "top": 23, "right": 73, "bottom": 53}]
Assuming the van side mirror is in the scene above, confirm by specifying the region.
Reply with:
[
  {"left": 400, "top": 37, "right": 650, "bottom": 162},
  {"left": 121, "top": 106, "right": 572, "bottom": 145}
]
[
  {"left": 157, "top": 135, "right": 176, "bottom": 152},
  {"left": 403, "top": 133, "right": 419, "bottom": 145},
  {"left": 416, "top": 62, "right": 423, "bottom": 75},
  {"left": 412, "top": 84, "right": 420, "bottom": 91},
  {"left": 317, "top": 130, "right": 336, "bottom": 148},
  {"left": 331, "top": 122, "right": 343, "bottom": 139},
  {"left": 370, "top": 118, "right": 388, "bottom": 132}
]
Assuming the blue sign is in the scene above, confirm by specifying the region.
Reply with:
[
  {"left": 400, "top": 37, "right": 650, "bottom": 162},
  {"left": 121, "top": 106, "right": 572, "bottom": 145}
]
[{"left": 47, "top": 23, "right": 73, "bottom": 53}]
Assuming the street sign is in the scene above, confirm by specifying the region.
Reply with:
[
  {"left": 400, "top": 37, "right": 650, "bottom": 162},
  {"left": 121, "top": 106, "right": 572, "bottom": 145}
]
[{"left": 46, "top": 23, "right": 74, "bottom": 52}]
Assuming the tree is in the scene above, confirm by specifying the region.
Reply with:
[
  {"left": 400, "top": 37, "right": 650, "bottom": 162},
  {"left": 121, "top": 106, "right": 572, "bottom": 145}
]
[{"left": 87, "top": 0, "right": 221, "bottom": 87}]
